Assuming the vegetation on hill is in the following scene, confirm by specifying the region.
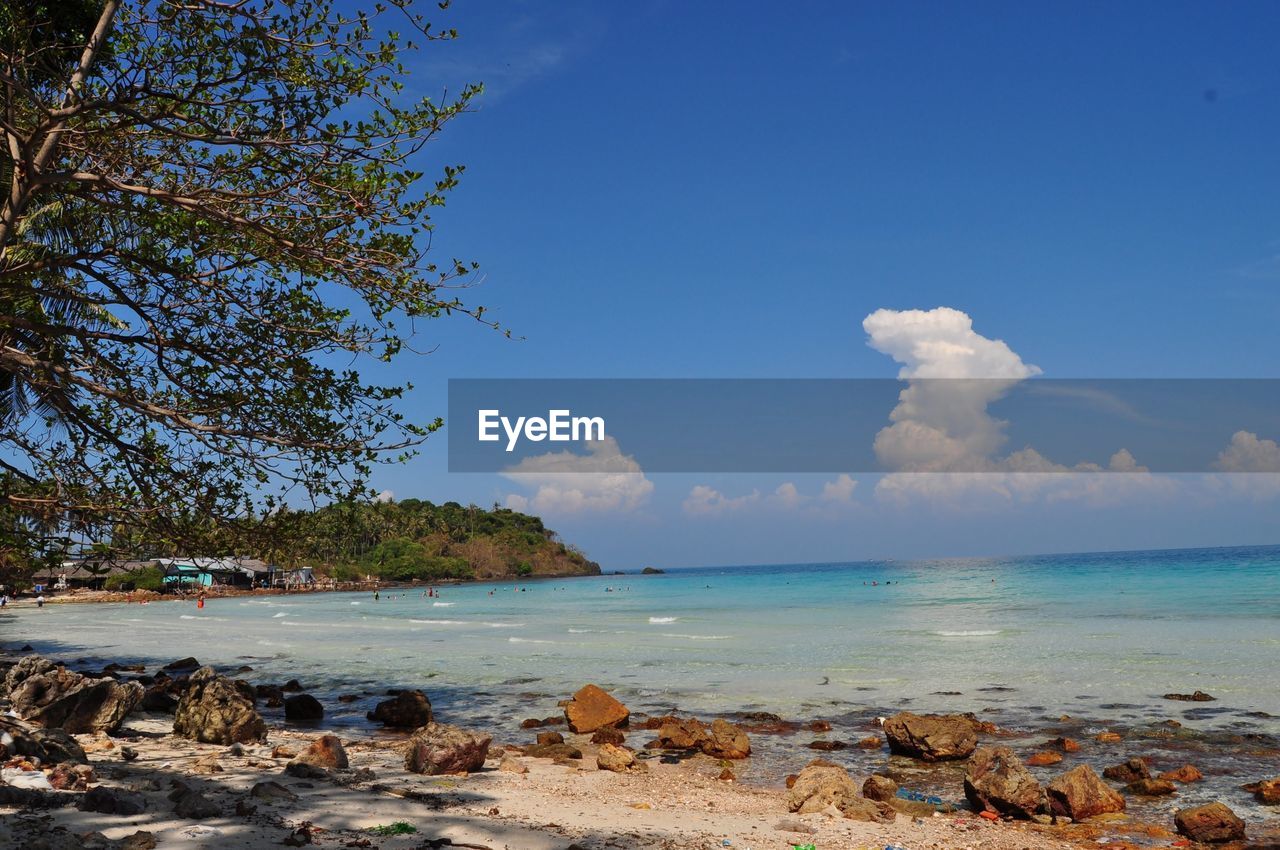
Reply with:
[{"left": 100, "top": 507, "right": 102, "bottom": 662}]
[{"left": 284, "top": 499, "right": 599, "bottom": 582}]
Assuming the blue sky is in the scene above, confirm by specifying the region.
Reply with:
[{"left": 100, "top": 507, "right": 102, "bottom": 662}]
[{"left": 352, "top": 1, "right": 1280, "bottom": 567}]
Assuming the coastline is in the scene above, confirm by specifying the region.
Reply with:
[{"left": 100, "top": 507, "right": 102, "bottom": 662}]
[{"left": 1, "top": 637, "right": 1277, "bottom": 850}]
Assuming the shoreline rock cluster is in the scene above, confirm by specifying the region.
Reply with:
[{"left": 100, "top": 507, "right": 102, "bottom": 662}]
[{"left": 1, "top": 651, "right": 1276, "bottom": 849}]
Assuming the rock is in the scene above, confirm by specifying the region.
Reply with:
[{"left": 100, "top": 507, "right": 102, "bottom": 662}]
[
  {"left": 498, "top": 755, "right": 528, "bottom": 774},
  {"left": 810, "top": 720, "right": 832, "bottom": 732},
  {"left": 863, "top": 774, "right": 898, "bottom": 802},
  {"left": 367, "top": 689, "right": 432, "bottom": 728},
  {"left": 718, "top": 767, "right": 735, "bottom": 781},
  {"left": 337, "top": 694, "right": 359, "bottom": 703},
  {"left": 840, "top": 796, "right": 897, "bottom": 823},
  {"left": 703, "top": 719, "right": 751, "bottom": 759},
  {"left": 596, "top": 743, "right": 637, "bottom": 772},
  {"left": 883, "top": 712, "right": 978, "bottom": 762},
  {"left": 964, "top": 746, "right": 1045, "bottom": 819},
  {"left": 523, "top": 742, "right": 583, "bottom": 759},
  {"left": 640, "top": 567, "right": 664, "bottom": 574},
  {"left": 1127, "top": 778, "right": 1177, "bottom": 796},
  {"left": 282, "top": 679, "right": 303, "bottom": 691},
  {"left": 250, "top": 780, "right": 299, "bottom": 801},
  {"left": 47, "top": 763, "right": 95, "bottom": 791},
  {"left": 404, "top": 722, "right": 492, "bottom": 775},
  {"left": 120, "top": 832, "right": 157, "bottom": 850},
  {"left": 519, "top": 717, "right": 545, "bottom": 729},
  {"left": 121, "top": 745, "right": 139, "bottom": 762},
  {"left": 80, "top": 785, "right": 147, "bottom": 815},
  {"left": 283, "top": 760, "right": 328, "bottom": 779},
  {"left": 191, "top": 753, "right": 223, "bottom": 774},
  {"left": 3, "top": 656, "right": 143, "bottom": 734},
  {"left": 563, "top": 684, "right": 629, "bottom": 734},
  {"left": 140, "top": 685, "right": 177, "bottom": 714},
  {"left": 1049, "top": 737, "right": 1081, "bottom": 753},
  {"left": 1163, "top": 690, "right": 1215, "bottom": 702},
  {"left": 536, "top": 731, "right": 564, "bottom": 746},
  {"left": 1174, "top": 802, "right": 1246, "bottom": 843},
  {"left": 1159, "top": 764, "right": 1203, "bottom": 783},
  {"left": 1244, "top": 777, "right": 1280, "bottom": 804},
  {"left": 1095, "top": 731, "right": 1123, "bottom": 743},
  {"left": 173, "top": 789, "right": 220, "bottom": 819},
  {"left": 1047, "top": 765, "right": 1126, "bottom": 820},
  {"left": 293, "top": 734, "right": 348, "bottom": 770},
  {"left": 283, "top": 693, "right": 324, "bottom": 722},
  {"left": 0, "top": 716, "right": 87, "bottom": 764},
  {"left": 787, "top": 760, "right": 859, "bottom": 813},
  {"left": 271, "top": 744, "right": 297, "bottom": 759},
  {"left": 591, "top": 726, "right": 626, "bottom": 745},
  {"left": 1103, "top": 758, "right": 1151, "bottom": 783},
  {"left": 163, "top": 657, "right": 200, "bottom": 671},
  {"left": 1027, "top": 751, "right": 1064, "bottom": 766},
  {"left": 808, "top": 740, "right": 847, "bottom": 751},
  {"left": 255, "top": 684, "right": 285, "bottom": 708},
  {"left": 856, "top": 735, "right": 883, "bottom": 749},
  {"left": 654, "top": 717, "right": 708, "bottom": 750},
  {"left": 173, "top": 667, "right": 267, "bottom": 745}
]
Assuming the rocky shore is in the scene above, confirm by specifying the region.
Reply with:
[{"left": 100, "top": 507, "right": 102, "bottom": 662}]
[{"left": 1, "top": 646, "right": 1277, "bottom": 850}]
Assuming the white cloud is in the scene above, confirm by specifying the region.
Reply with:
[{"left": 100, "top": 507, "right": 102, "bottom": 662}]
[
  {"left": 820, "top": 473, "right": 858, "bottom": 503},
  {"left": 682, "top": 485, "right": 761, "bottom": 517},
  {"left": 1215, "top": 430, "right": 1280, "bottom": 472},
  {"left": 374, "top": 489, "right": 395, "bottom": 504},
  {"left": 502, "top": 436, "right": 653, "bottom": 515},
  {"left": 773, "top": 482, "right": 804, "bottom": 509}
]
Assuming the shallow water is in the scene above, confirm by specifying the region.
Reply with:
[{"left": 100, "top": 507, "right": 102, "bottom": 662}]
[{"left": 4, "top": 543, "right": 1278, "bottom": 821}]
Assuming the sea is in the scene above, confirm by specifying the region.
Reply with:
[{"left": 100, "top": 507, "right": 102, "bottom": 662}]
[{"left": 4, "top": 543, "right": 1279, "bottom": 823}]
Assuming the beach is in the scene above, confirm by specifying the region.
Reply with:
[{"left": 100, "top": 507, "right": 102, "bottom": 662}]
[{"left": 2, "top": 545, "right": 1279, "bottom": 848}]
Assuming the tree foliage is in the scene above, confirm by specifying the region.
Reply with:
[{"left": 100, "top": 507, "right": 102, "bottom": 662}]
[{"left": 0, "top": 0, "right": 491, "bottom": 568}]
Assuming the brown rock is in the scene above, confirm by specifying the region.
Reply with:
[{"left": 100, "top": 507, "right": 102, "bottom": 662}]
[
  {"left": 883, "top": 712, "right": 978, "bottom": 762},
  {"left": 787, "top": 760, "right": 861, "bottom": 814},
  {"left": 808, "top": 739, "right": 847, "bottom": 751},
  {"left": 271, "top": 744, "right": 296, "bottom": 759},
  {"left": 523, "top": 741, "right": 583, "bottom": 759},
  {"left": 1127, "top": 778, "right": 1176, "bottom": 796},
  {"left": 596, "top": 743, "right": 637, "bottom": 772},
  {"left": 403, "top": 722, "right": 492, "bottom": 775},
  {"left": 367, "top": 689, "right": 432, "bottom": 728},
  {"left": 1163, "top": 690, "right": 1215, "bottom": 702},
  {"left": 47, "top": 763, "right": 95, "bottom": 791},
  {"left": 1050, "top": 737, "right": 1081, "bottom": 753},
  {"left": 520, "top": 717, "right": 545, "bottom": 729},
  {"left": 965, "top": 746, "right": 1045, "bottom": 820},
  {"left": 856, "top": 735, "right": 883, "bottom": 750},
  {"left": 191, "top": 753, "right": 223, "bottom": 774},
  {"left": 591, "top": 726, "right": 626, "bottom": 745},
  {"left": 498, "top": 755, "right": 528, "bottom": 773},
  {"left": 293, "top": 734, "right": 348, "bottom": 770},
  {"left": 1245, "top": 777, "right": 1280, "bottom": 804},
  {"left": 563, "top": 684, "right": 629, "bottom": 734},
  {"left": 703, "top": 719, "right": 751, "bottom": 759},
  {"left": 1103, "top": 758, "right": 1151, "bottom": 783},
  {"left": 718, "top": 768, "right": 735, "bottom": 781},
  {"left": 809, "top": 720, "right": 832, "bottom": 732},
  {"left": 172, "top": 667, "right": 267, "bottom": 745},
  {"left": 655, "top": 717, "right": 708, "bottom": 749},
  {"left": 863, "top": 774, "right": 898, "bottom": 803},
  {"left": 1174, "top": 802, "right": 1246, "bottom": 843},
  {"left": 1026, "top": 751, "right": 1063, "bottom": 766},
  {"left": 1159, "top": 764, "right": 1203, "bottom": 784},
  {"left": 3, "top": 655, "right": 143, "bottom": 734},
  {"left": 1095, "top": 731, "right": 1123, "bottom": 743},
  {"left": 1047, "top": 765, "right": 1126, "bottom": 820},
  {"left": 536, "top": 731, "right": 565, "bottom": 746}
]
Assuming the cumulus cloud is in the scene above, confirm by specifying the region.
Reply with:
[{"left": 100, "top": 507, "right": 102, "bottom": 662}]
[
  {"left": 1215, "top": 431, "right": 1280, "bottom": 472},
  {"left": 502, "top": 436, "right": 654, "bottom": 515},
  {"left": 820, "top": 473, "right": 858, "bottom": 503},
  {"left": 682, "top": 485, "right": 760, "bottom": 516},
  {"left": 373, "top": 489, "right": 395, "bottom": 504}
]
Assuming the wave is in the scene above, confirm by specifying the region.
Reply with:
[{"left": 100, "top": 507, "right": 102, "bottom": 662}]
[
  {"left": 933, "top": 629, "right": 1002, "bottom": 637},
  {"left": 648, "top": 616, "right": 678, "bottom": 624},
  {"left": 508, "top": 637, "right": 553, "bottom": 644},
  {"left": 432, "top": 602, "right": 456, "bottom": 607},
  {"left": 409, "top": 619, "right": 465, "bottom": 625},
  {"left": 349, "top": 601, "right": 361, "bottom": 606},
  {"left": 484, "top": 622, "right": 525, "bottom": 629},
  {"left": 272, "top": 612, "right": 288, "bottom": 619},
  {"left": 661, "top": 633, "right": 732, "bottom": 640}
]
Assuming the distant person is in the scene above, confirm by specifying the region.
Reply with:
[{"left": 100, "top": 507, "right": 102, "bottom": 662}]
[
  {"left": 374, "top": 590, "right": 380, "bottom": 601},
  {"left": 35, "top": 594, "right": 45, "bottom": 608},
  {"left": 197, "top": 594, "right": 205, "bottom": 609}
]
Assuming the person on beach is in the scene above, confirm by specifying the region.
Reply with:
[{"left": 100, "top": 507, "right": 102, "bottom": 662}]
[{"left": 35, "top": 594, "right": 45, "bottom": 608}]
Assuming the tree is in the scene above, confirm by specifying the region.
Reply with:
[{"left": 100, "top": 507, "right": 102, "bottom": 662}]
[{"left": 0, "top": 0, "right": 491, "bottom": 569}]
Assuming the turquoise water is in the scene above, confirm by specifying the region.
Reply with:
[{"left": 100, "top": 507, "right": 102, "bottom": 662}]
[{"left": 4, "top": 544, "right": 1279, "bottom": 818}]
